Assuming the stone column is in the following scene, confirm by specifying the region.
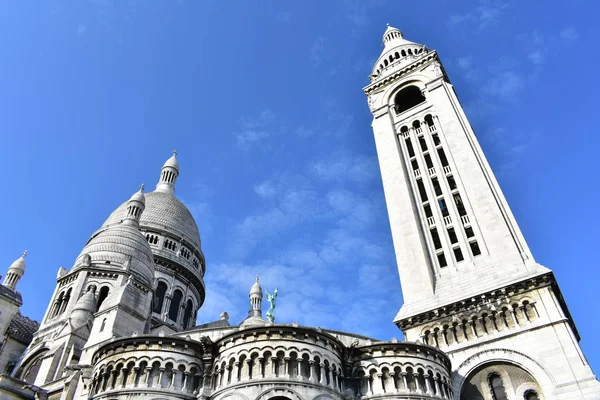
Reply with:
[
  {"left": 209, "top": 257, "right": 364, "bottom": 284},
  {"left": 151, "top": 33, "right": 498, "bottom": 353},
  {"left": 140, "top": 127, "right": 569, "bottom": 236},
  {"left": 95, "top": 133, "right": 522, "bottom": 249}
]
[
  {"left": 101, "top": 372, "right": 110, "bottom": 392},
  {"left": 129, "top": 367, "right": 139, "bottom": 387},
  {"left": 243, "top": 359, "right": 251, "bottom": 380},
  {"left": 118, "top": 368, "right": 128, "bottom": 388},
  {"left": 309, "top": 361, "right": 316, "bottom": 382},
  {"left": 283, "top": 357, "right": 290, "bottom": 378},
  {"left": 256, "top": 357, "right": 264, "bottom": 378},
  {"left": 169, "top": 370, "right": 177, "bottom": 389},
  {"left": 234, "top": 361, "right": 241, "bottom": 382},
  {"left": 144, "top": 367, "right": 153, "bottom": 387},
  {"left": 156, "top": 368, "right": 165, "bottom": 388},
  {"left": 270, "top": 357, "right": 277, "bottom": 377},
  {"left": 296, "top": 359, "right": 302, "bottom": 379},
  {"left": 163, "top": 295, "right": 172, "bottom": 321},
  {"left": 319, "top": 363, "right": 326, "bottom": 384},
  {"left": 367, "top": 375, "right": 373, "bottom": 395},
  {"left": 434, "top": 377, "right": 442, "bottom": 397},
  {"left": 414, "top": 374, "right": 421, "bottom": 393},
  {"left": 182, "top": 372, "right": 190, "bottom": 393},
  {"left": 424, "top": 374, "right": 433, "bottom": 394},
  {"left": 401, "top": 372, "right": 409, "bottom": 392}
]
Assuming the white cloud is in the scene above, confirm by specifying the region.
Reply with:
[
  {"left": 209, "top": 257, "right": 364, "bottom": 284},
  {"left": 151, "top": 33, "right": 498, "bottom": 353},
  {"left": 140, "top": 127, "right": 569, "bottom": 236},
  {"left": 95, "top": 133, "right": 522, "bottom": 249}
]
[
  {"left": 482, "top": 70, "right": 524, "bottom": 99},
  {"left": 559, "top": 27, "right": 579, "bottom": 42},
  {"left": 310, "top": 37, "right": 327, "bottom": 68},
  {"left": 309, "top": 153, "right": 378, "bottom": 185},
  {"left": 528, "top": 51, "right": 544, "bottom": 65},
  {"left": 236, "top": 109, "right": 278, "bottom": 147},
  {"left": 449, "top": 0, "right": 512, "bottom": 30},
  {"left": 254, "top": 181, "right": 277, "bottom": 198}
]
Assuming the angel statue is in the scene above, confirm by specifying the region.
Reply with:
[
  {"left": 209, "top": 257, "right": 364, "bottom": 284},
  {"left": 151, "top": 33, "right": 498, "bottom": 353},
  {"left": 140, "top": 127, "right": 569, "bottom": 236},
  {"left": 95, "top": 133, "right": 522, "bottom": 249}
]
[{"left": 265, "top": 288, "right": 279, "bottom": 323}]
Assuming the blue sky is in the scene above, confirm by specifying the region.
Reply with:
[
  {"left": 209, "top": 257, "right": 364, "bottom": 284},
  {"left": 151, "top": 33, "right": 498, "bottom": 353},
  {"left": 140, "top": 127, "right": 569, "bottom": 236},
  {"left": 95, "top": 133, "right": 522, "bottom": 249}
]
[{"left": 0, "top": 0, "right": 598, "bottom": 372}]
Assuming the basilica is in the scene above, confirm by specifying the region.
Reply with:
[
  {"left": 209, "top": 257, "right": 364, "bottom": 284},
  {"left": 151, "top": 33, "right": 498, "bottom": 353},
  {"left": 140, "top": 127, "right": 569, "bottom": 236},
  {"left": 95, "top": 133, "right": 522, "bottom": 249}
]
[{"left": 0, "top": 25, "right": 597, "bottom": 400}]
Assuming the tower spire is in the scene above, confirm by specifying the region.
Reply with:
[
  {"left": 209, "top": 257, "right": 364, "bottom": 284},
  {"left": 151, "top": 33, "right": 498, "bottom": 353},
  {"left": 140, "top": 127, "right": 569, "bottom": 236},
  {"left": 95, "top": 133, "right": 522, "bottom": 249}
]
[
  {"left": 122, "top": 185, "right": 146, "bottom": 227},
  {"left": 155, "top": 150, "right": 180, "bottom": 194},
  {"left": 3, "top": 250, "right": 27, "bottom": 290},
  {"left": 248, "top": 275, "right": 263, "bottom": 318}
]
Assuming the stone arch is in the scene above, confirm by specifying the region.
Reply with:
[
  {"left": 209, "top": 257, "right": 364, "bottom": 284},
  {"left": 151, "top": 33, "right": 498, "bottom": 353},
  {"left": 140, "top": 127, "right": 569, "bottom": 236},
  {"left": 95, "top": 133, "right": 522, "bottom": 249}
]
[
  {"left": 256, "top": 387, "right": 304, "bottom": 400},
  {"left": 452, "top": 348, "right": 555, "bottom": 399}
]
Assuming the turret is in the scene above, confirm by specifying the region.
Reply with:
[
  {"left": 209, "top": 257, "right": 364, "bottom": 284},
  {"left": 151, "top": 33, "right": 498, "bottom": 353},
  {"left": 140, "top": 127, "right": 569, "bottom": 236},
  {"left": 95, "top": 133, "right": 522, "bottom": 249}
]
[
  {"left": 155, "top": 150, "right": 179, "bottom": 194},
  {"left": 249, "top": 275, "right": 263, "bottom": 318},
  {"left": 3, "top": 251, "right": 27, "bottom": 291},
  {"left": 122, "top": 184, "right": 146, "bottom": 227}
]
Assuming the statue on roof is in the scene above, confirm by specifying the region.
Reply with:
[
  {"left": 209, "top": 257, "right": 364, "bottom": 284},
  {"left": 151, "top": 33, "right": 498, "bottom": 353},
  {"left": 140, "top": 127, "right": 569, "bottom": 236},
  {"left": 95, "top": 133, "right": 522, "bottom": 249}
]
[{"left": 265, "top": 288, "right": 278, "bottom": 323}]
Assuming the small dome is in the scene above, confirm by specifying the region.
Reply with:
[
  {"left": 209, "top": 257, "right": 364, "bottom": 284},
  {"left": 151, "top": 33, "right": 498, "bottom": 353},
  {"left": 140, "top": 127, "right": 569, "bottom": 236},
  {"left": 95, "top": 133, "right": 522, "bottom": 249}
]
[
  {"left": 70, "top": 290, "right": 97, "bottom": 329},
  {"left": 75, "top": 224, "right": 155, "bottom": 286},
  {"left": 250, "top": 276, "right": 262, "bottom": 296},
  {"left": 163, "top": 151, "right": 179, "bottom": 171},
  {"left": 7, "top": 251, "right": 26, "bottom": 274},
  {"left": 371, "top": 24, "right": 427, "bottom": 77},
  {"left": 102, "top": 191, "right": 202, "bottom": 251},
  {"left": 129, "top": 185, "right": 146, "bottom": 205}
]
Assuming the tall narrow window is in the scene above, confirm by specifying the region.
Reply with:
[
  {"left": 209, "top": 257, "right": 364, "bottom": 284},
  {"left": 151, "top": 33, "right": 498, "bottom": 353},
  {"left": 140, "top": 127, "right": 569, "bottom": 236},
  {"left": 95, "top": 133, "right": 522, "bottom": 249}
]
[
  {"left": 419, "top": 136, "right": 428, "bottom": 151},
  {"left": 424, "top": 204, "right": 433, "bottom": 218},
  {"left": 448, "top": 228, "right": 458, "bottom": 244},
  {"left": 411, "top": 159, "right": 419, "bottom": 171},
  {"left": 437, "top": 148, "right": 449, "bottom": 167},
  {"left": 465, "top": 226, "right": 475, "bottom": 238},
  {"left": 153, "top": 282, "right": 168, "bottom": 314},
  {"left": 453, "top": 247, "right": 464, "bottom": 262},
  {"left": 431, "top": 229, "right": 442, "bottom": 250},
  {"left": 438, "top": 198, "right": 449, "bottom": 217},
  {"left": 96, "top": 286, "right": 109, "bottom": 312},
  {"left": 454, "top": 193, "right": 467, "bottom": 216},
  {"left": 432, "top": 133, "right": 441, "bottom": 146},
  {"left": 470, "top": 241, "right": 482, "bottom": 256},
  {"left": 447, "top": 175, "right": 457, "bottom": 190},
  {"left": 169, "top": 290, "right": 183, "bottom": 322},
  {"left": 488, "top": 373, "right": 508, "bottom": 400},
  {"left": 432, "top": 178, "right": 442, "bottom": 196},
  {"left": 406, "top": 138, "right": 415, "bottom": 157},
  {"left": 417, "top": 180, "right": 428, "bottom": 202},
  {"left": 437, "top": 253, "right": 448, "bottom": 268},
  {"left": 182, "top": 300, "right": 193, "bottom": 329},
  {"left": 424, "top": 154, "right": 434, "bottom": 169}
]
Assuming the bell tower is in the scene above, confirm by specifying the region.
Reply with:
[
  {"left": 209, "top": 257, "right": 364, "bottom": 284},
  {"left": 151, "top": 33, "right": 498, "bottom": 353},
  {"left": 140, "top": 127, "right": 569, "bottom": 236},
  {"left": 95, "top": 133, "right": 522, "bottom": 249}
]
[{"left": 365, "top": 25, "right": 599, "bottom": 399}]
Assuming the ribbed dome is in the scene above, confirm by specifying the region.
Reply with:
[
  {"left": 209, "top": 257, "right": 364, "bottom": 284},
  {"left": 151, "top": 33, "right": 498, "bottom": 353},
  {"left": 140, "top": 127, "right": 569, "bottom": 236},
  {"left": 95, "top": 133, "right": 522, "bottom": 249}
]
[
  {"left": 372, "top": 24, "right": 427, "bottom": 77},
  {"left": 163, "top": 153, "right": 179, "bottom": 171},
  {"left": 250, "top": 276, "right": 263, "bottom": 296},
  {"left": 75, "top": 224, "right": 155, "bottom": 285},
  {"left": 102, "top": 191, "right": 201, "bottom": 250},
  {"left": 7, "top": 251, "right": 26, "bottom": 274}
]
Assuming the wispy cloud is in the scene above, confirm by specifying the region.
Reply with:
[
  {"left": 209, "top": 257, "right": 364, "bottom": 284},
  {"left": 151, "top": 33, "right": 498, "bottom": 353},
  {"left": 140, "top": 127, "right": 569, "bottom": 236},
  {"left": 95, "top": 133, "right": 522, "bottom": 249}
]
[
  {"left": 235, "top": 108, "right": 278, "bottom": 147},
  {"left": 449, "top": 0, "right": 513, "bottom": 30},
  {"left": 254, "top": 180, "right": 277, "bottom": 198},
  {"left": 310, "top": 36, "right": 327, "bottom": 68},
  {"left": 559, "top": 27, "right": 579, "bottom": 42},
  {"left": 309, "top": 152, "right": 379, "bottom": 185},
  {"left": 77, "top": 24, "right": 87, "bottom": 35}
]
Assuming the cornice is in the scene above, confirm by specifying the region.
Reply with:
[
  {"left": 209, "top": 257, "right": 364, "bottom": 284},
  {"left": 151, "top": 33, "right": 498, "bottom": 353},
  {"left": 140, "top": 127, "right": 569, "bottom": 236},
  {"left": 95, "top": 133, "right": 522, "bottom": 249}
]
[{"left": 363, "top": 52, "right": 441, "bottom": 95}]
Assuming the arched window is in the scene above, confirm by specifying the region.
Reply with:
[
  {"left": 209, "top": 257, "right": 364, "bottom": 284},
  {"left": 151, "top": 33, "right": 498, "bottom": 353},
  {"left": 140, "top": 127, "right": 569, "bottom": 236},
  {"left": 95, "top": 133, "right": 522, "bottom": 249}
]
[
  {"left": 169, "top": 289, "right": 183, "bottom": 321},
  {"left": 96, "top": 286, "right": 109, "bottom": 312},
  {"left": 100, "top": 318, "right": 106, "bottom": 332},
  {"left": 52, "top": 292, "right": 65, "bottom": 317},
  {"left": 524, "top": 390, "right": 540, "bottom": 400},
  {"left": 394, "top": 86, "right": 426, "bottom": 114},
  {"left": 153, "top": 282, "right": 168, "bottom": 314},
  {"left": 183, "top": 299, "right": 193, "bottom": 329},
  {"left": 59, "top": 288, "right": 72, "bottom": 314},
  {"left": 488, "top": 373, "right": 508, "bottom": 400}
]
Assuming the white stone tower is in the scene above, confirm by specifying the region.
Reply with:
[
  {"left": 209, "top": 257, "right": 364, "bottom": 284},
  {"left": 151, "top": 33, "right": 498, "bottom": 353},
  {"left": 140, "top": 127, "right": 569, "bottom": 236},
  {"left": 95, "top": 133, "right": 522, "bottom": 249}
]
[{"left": 364, "top": 24, "right": 600, "bottom": 399}]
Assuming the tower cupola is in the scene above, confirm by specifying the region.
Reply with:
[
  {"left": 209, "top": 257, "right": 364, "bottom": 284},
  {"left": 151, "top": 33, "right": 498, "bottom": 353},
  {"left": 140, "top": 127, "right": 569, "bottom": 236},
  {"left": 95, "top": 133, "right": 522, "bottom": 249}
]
[
  {"left": 371, "top": 24, "right": 428, "bottom": 80},
  {"left": 249, "top": 275, "right": 263, "bottom": 318},
  {"left": 155, "top": 150, "right": 179, "bottom": 194},
  {"left": 122, "top": 185, "right": 146, "bottom": 227},
  {"left": 3, "top": 250, "right": 27, "bottom": 290}
]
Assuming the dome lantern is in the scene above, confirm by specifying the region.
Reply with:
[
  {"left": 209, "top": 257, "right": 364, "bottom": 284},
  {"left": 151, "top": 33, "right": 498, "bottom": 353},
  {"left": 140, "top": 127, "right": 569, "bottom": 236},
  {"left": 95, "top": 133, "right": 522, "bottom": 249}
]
[
  {"left": 155, "top": 150, "right": 179, "bottom": 194},
  {"left": 3, "top": 250, "right": 27, "bottom": 290},
  {"left": 122, "top": 185, "right": 146, "bottom": 227}
]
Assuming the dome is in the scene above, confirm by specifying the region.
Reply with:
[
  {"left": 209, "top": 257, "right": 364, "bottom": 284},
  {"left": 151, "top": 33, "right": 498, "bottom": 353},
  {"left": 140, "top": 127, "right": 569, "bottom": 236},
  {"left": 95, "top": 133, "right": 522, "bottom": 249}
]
[
  {"left": 371, "top": 24, "right": 428, "bottom": 77},
  {"left": 8, "top": 251, "right": 26, "bottom": 274},
  {"left": 250, "top": 276, "right": 262, "bottom": 296},
  {"left": 163, "top": 153, "right": 179, "bottom": 171},
  {"left": 70, "top": 290, "right": 97, "bottom": 329},
  {"left": 75, "top": 224, "right": 155, "bottom": 286},
  {"left": 102, "top": 191, "right": 201, "bottom": 250}
]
